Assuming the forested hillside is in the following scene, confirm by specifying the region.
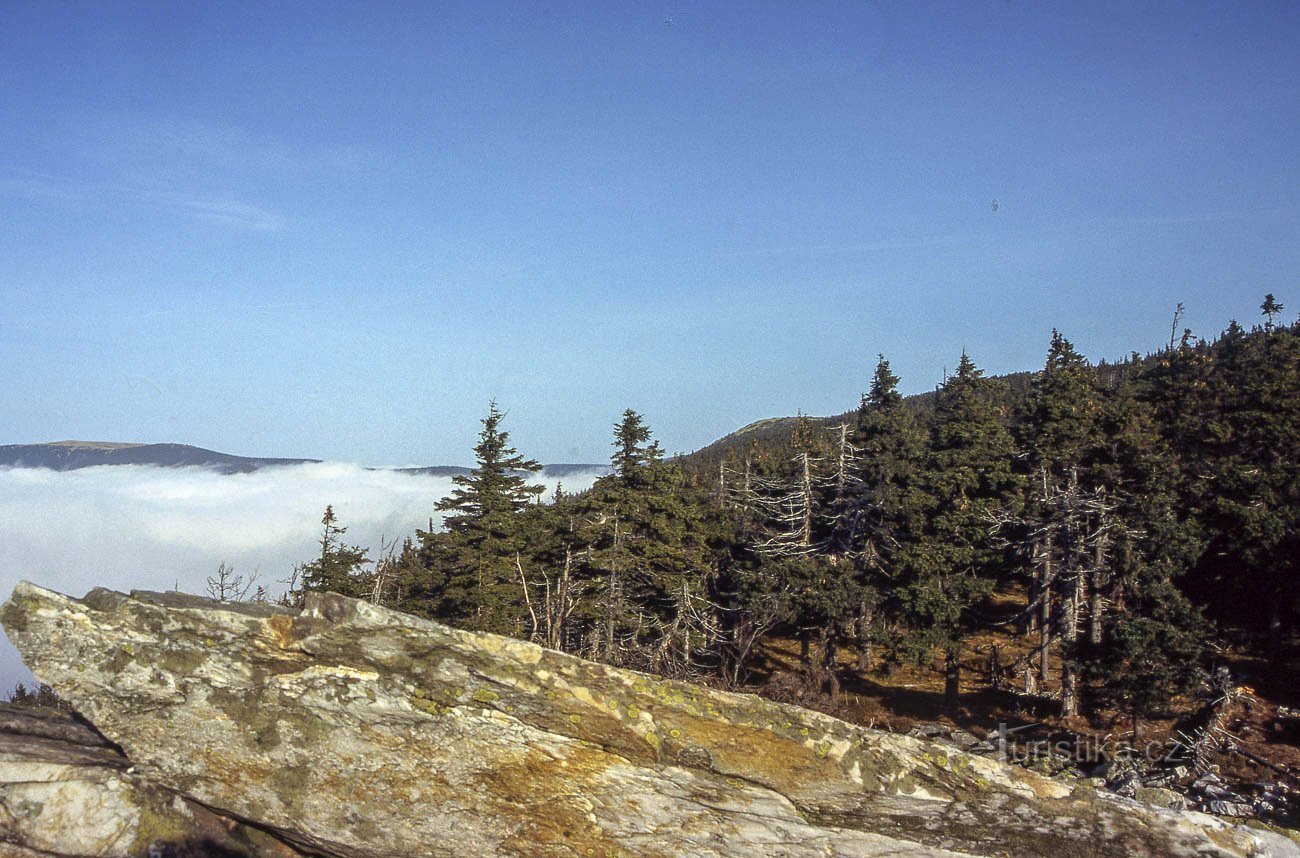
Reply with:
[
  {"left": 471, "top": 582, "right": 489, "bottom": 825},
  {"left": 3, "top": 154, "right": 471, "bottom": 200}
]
[{"left": 292, "top": 299, "right": 1298, "bottom": 741}]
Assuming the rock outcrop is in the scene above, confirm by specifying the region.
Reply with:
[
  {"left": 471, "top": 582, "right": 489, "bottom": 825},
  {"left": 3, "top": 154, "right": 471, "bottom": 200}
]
[
  {"left": 2, "top": 582, "right": 1296, "bottom": 858},
  {"left": 0, "top": 702, "right": 301, "bottom": 857}
]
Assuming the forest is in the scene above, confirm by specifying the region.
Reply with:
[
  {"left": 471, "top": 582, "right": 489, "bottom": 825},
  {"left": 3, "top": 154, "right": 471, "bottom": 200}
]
[{"left": 291, "top": 297, "right": 1297, "bottom": 742}]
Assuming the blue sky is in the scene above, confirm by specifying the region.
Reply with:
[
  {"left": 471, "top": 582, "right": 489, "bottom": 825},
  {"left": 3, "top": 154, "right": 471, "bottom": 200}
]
[{"left": 2, "top": 1, "right": 1296, "bottom": 465}]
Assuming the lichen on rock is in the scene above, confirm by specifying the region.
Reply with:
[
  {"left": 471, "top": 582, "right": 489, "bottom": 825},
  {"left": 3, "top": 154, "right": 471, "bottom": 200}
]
[{"left": 1, "top": 582, "right": 1294, "bottom": 858}]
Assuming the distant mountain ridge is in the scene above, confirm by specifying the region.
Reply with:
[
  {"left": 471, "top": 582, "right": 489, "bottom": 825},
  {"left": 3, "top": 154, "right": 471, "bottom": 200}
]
[
  {"left": 676, "top": 367, "right": 1044, "bottom": 473},
  {"left": 0, "top": 441, "right": 607, "bottom": 477},
  {"left": 0, "top": 442, "right": 319, "bottom": 474}
]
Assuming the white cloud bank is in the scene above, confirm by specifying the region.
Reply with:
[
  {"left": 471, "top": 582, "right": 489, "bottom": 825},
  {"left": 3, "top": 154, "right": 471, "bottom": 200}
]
[{"left": 0, "top": 463, "right": 604, "bottom": 691}]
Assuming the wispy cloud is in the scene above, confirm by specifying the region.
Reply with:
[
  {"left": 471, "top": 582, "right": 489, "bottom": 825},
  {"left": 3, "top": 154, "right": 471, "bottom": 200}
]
[
  {"left": 70, "top": 111, "right": 369, "bottom": 176},
  {"left": 138, "top": 190, "right": 286, "bottom": 231},
  {"left": 0, "top": 165, "right": 287, "bottom": 232},
  {"left": 0, "top": 462, "right": 603, "bottom": 690},
  {"left": 0, "top": 166, "right": 91, "bottom": 203},
  {"left": 2, "top": 110, "right": 372, "bottom": 231}
]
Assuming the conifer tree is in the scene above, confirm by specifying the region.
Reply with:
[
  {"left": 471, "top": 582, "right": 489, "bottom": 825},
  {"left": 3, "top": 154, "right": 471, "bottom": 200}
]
[
  {"left": 1014, "top": 331, "right": 1103, "bottom": 716},
  {"left": 427, "top": 401, "right": 544, "bottom": 633},
  {"left": 1192, "top": 317, "right": 1299, "bottom": 650},
  {"left": 298, "top": 505, "right": 370, "bottom": 600},
  {"left": 568, "top": 412, "right": 725, "bottom": 676},
  {"left": 900, "top": 353, "right": 1018, "bottom": 707},
  {"left": 612, "top": 409, "right": 663, "bottom": 487},
  {"left": 844, "top": 356, "right": 928, "bottom": 670},
  {"left": 1261, "top": 293, "right": 1284, "bottom": 331}
]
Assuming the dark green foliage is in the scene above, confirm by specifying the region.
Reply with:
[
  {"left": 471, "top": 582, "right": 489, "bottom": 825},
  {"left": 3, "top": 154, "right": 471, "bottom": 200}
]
[
  {"left": 896, "top": 354, "right": 1018, "bottom": 692},
  {"left": 5, "top": 681, "right": 68, "bottom": 709},
  {"left": 421, "top": 400, "right": 544, "bottom": 634},
  {"left": 1261, "top": 293, "right": 1284, "bottom": 330},
  {"left": 436, "top": 400, "right": 544, "bottom": 527},
  {"left": 611, "top": 409, "right": 663, "bottom": 487},
  {"left": 386, "top": 306, "right": 1295, "bottom": 725},
  {"left": 297, "top": 506, "right": 370, "bottom": 601},
  {"left": 573, "top": 451, "right": 729, "bottom": 675},
  {"left": 845, "top": 356, "right": 929, "bottom": 576},
  {"left": 1162, "top": 319, "right": 1300, "bottom": 645},
  {"left": 1018, "top": 330, "right": 1102, "bottom": 474},
  {"left": 1075, "top": 583, "right": 1206, "bottom": 736}
]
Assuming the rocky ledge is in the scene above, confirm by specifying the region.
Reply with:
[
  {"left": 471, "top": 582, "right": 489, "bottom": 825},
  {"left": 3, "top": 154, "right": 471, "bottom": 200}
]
[
  {"left": 2, "top": 582, "right": 1297, "bottom": 857},
  {"left": 0, "top": 702, "right": 299, "bottom": 857}
]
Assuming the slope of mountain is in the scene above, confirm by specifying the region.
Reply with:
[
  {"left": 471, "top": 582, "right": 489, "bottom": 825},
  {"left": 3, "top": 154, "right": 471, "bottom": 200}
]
[{"left": 675, "top": 366, "right": 1042, "bottom": 474}]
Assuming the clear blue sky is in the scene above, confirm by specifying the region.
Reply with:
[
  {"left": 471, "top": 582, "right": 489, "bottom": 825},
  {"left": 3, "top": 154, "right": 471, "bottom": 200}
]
[{"left": 2, "top": 1, "right": 1296, "bottom": 465}]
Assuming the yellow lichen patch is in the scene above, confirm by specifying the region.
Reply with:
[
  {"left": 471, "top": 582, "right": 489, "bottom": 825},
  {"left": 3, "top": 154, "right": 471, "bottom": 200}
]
[
  {"left": 567, "top": 684, "right": 601, "bottom": 708},
  {"left": 261, "top": 614, "right": 297, "bottom": 649},
  {"left": 660, "top": 717, "right": 850, "bottom": 800},
  {"left": 473, "top": 744, "right": 623, "bottom": 856},
  {"left": 472, "top": 689, "right": 500, "bottom": 704},
  {"left": 410, "top": 688, "right": 450, "bottom": 717},
  {"left": 477, "top": 633, "right": 544, "bottom": 666},
  {"left": 194, "top": 746, "right": 278, "bottom": 795}
]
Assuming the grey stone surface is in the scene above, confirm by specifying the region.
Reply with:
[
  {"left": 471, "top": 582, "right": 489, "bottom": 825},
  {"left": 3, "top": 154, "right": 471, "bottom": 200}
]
[
  {"left": 3, "top": 582, "right": 1297, "bottom": 858},
  {"left": 0, "top": 702, "right": 300, "bottom": 857}
]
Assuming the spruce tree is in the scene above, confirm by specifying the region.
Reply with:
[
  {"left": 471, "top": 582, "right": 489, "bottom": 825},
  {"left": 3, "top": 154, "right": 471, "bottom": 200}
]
[
  {"left": 298, "top": 505, "right": 370, "bottom": 600},
  {"left": 1193, "top": 318, "right": 1299, "bottom": 651},
  {"left": 847, "top": 356, "right": 928, "bottom": 669},
  {"left": 611, "top": 409, "right": 663, "bottom": 487},
  {"left": 1014, "top": 331, "right": 1103, "bottom": 716},
  {"left": 900, "top": 353, "right": 1018, "bottom": 707},
  {"left": 576, "top": 417, "right": 724, "bottom": 676},
  {"left": 428, "top": 401, "right": 544, "bottom": 633}
]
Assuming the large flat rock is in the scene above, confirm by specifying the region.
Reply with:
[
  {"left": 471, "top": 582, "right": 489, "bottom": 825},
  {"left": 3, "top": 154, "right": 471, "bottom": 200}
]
[
  {"left": 3, "top": 582, "right": 1295, "bottom": 857},
  {"left": 0, "top": 702, "right": 300, "bottom": 857}
]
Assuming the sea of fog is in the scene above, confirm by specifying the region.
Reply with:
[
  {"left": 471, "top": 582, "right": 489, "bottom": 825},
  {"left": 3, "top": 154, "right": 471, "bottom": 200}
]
[{"left": 0, "top": 463, "right": 605, "bottom": 692}]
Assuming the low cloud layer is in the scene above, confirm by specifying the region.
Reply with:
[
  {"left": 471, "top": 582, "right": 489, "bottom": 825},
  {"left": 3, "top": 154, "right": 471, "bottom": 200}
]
[{"left": 0, "top": 463, "right": 603, "bottom": 691}]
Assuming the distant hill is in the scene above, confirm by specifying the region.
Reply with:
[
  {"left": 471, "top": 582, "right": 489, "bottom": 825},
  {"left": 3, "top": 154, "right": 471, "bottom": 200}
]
[
  {"left": 0, "top": 442, "right": 319, "bottom": 474},
  {"left": 676, "top": 364, "right": 1098, "bottom": 474},
  {"left": 0, "top": 441, "right": 607, "bottom": 478}
]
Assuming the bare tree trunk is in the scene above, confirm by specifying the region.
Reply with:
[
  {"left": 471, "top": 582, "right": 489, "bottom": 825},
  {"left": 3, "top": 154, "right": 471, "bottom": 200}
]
[
  {"left": 1039, "top": 540, "right": 1052, "bottom": 684},
  {"left": 1060, "top": 561, "right": 1078, "bottom": 718},
  {"left": 514, "top": 553, "right": 539, "bottom": 642},
  {"left": 1089, "top": 533, "right": 1106, "bottom": 645},
  {"left": 821, "top": 626, "right": 838, "bottom": 670},
  {"left": 1269, "top": 599, "right": 1283, "bottom": 655},
  {"left": 1060, "top": 664, "right": 1077, "bottom": 717},
  {"left": 944, "top": 650, "right": 960, "bottom": 711},
  {"left": 856, "top": 601, "right": 872, "bottom": 672},
  {"left": 679, "top": 582, "right": 693, "bottom": 669},
  {"left": 799, "top": 452, "right": 813, "bottom": 548},
  {"left": 605, "top": 515, "right": 621, "bottom": 663},
  {"left": 835, "top": 422, "right": 850, "bottom": 495},
  {"left": 1025, "top": 561, "right": 1040, "bottom": 638}
]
